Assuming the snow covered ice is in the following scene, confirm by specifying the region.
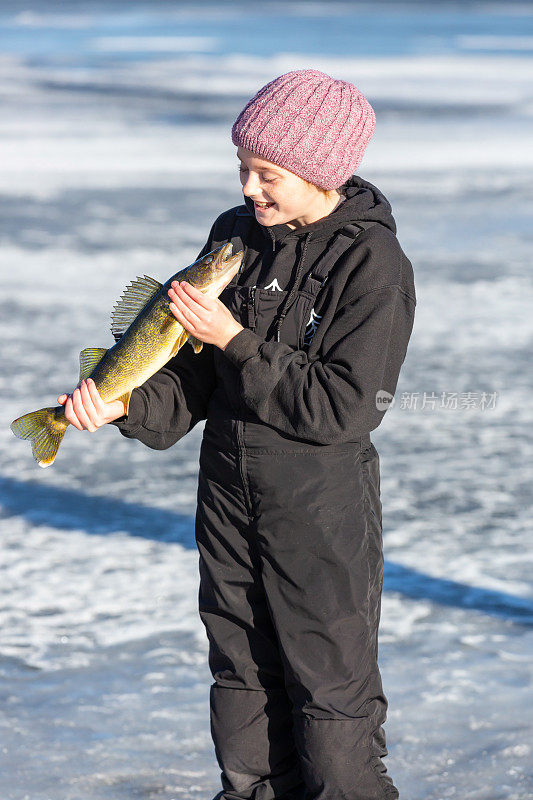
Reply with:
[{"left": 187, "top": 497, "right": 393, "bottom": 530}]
[{"left": 1, "top": 2, "right": 532, "bottom": 798}]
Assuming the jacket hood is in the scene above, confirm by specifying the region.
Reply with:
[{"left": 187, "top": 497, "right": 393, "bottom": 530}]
[{"left": 243, "top": 174, "right": 397, "bottom": 243}]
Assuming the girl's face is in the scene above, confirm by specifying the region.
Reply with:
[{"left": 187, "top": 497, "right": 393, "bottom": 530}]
[{"left": 237, "top": 146, "right": 339, "bottom": 229}]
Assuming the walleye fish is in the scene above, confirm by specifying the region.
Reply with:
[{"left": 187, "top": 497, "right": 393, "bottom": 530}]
[{"left": 11, "top": 242, "right": 243, "bottom": 468}]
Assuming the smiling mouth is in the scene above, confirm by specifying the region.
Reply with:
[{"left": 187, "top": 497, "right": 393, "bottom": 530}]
[{"left": 254, "top": 201, "right": 275, "bottom": 209}]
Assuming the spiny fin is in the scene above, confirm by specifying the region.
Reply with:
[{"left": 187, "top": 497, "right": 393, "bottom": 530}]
[
  {"left": 79, "top": 348, "right": 108, "bottom": 382},
  {"left": 188, "top": 335, "right": 204, "bottom": 354},
  {"left": 116, "top": 391, "right": 132, "bottom": 416},
  {"left": 111, "top": 275, "right": 162, "bottom": 341},
  {"left": 169, "top": 329, "right": 189, "bottom": 358}
]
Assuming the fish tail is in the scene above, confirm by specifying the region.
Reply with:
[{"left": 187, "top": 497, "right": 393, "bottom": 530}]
[{"left": 10, "top": 407, "right": 69, "bottom": 468}]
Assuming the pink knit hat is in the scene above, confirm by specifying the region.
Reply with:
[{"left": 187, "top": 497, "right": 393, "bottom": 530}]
[{"left": 231, "top": 69, "right": 376, "bottom": 190}]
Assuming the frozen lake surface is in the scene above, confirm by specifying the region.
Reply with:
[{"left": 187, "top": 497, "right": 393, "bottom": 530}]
[{"left": 1, "top": 2, "right": 532, "bottom": 798}]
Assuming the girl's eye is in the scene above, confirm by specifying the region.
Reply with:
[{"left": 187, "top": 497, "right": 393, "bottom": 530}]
[{"left": 237, "top": 165, "right": 275, "bottom": 183}]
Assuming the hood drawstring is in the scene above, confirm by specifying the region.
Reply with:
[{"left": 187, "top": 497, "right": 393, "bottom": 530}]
[{"left": 273, "top": 232, "right": 311, "bottom": 343}]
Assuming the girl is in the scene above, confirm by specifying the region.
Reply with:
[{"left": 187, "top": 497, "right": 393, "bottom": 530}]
[{"left": 59, "top": 70, "right": 416, "bottom": 800}]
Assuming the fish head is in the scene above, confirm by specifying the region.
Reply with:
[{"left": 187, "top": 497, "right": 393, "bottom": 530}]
[{"left": 185, "top": 243, "right": 243, "bottom": 298}]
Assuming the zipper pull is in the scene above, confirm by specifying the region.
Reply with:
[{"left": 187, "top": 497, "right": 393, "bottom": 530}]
[{"left": 247, "top": 285, "right": 256, "bottom": 330}]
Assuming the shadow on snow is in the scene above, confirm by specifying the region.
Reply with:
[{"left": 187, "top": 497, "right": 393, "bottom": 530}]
[{"left": 1, "top": 476, "right": 532, "bottom": 626}]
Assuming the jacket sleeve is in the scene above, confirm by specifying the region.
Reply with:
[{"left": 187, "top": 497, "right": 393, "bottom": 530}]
[
  {"left": 222, "top": 281, "right": 416, "bottom": 445},
  {"left": 109, "top": 225, "right": 218, "bottom": 450}
]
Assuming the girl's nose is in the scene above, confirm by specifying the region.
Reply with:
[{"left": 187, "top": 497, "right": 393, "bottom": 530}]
[{"left": 241, "top": 172, "right": 260, "bottom": 197}]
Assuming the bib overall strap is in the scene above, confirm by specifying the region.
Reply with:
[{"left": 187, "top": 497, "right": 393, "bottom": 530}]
[
  {"left": 230, "top": 207, "right": 255, "bottom": 278},
  {"left": 209, "top": 205, "right": 255, "bottom": 283},
  {"left": 273, "top": 221, "right": 378, "bottom": 342},
  {"left": 300, "top": 221, "right": 378, "bottom": 296}
]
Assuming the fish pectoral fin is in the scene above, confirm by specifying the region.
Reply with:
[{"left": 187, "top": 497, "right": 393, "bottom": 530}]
[
  {"left": 79, "top": 348, "right": 108, "bottom": 382},
  {"left": 169, "top": 329, "right": 189, "bottom": 358},
  {"left": 188, "top": 335, "right": 204, "bottom": 354},
  {"left": 111, "top": 274, "right": 163, "bottom": 341},
  {"left": 116, "top": 391, "right": 132, "bottom": 416}
]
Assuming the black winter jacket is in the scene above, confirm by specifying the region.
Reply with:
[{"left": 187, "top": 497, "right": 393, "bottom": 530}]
[{"left": 113, "top": 175, "right": 416, "bottom": 448}]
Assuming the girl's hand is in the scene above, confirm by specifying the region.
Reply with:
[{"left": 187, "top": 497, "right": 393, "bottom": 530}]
[
  {"left": 57, "top": 379, "right": 125, "bottom": 432},
  {"left": 168, "top": 281, "right": 244, "bottom": 350}
]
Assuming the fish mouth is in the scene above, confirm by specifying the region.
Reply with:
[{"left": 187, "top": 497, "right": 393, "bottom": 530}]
[
  {"left": 218, "top": 242, "right": 242, "bottom": 269},
  {"left": 215, "top": 242, "right": 243, "bottom": 282},
  {"left": 185, "top": 242, "right": 244, "bottom": 296}
]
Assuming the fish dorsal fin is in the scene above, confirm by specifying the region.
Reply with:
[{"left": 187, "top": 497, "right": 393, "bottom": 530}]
[
  {"left": 111, "top": 275, "right": 162, "bottom": 342},
  {"left": 79, "top": 347, "right": 108, "bottom": 382},
  {"left": 188, "top": 335, "right": 204, "bottom": 354}
]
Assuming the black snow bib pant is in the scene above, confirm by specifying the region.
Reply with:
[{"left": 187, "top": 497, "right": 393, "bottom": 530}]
[
  {"left": 114, "top": 176, "right": 417, "bottom": 800},
  {"left": 196, "top": 217, "right": 399, "bottom": 800}
]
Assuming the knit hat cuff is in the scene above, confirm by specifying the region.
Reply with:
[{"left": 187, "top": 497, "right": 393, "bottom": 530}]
[{"left": 233, "top": 129, "right": 351, "bottom": 190}]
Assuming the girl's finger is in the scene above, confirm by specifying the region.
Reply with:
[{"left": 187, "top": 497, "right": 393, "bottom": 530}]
[
  {"left": 169, "top": 302, "right": 194, "bottom": 333},
  {"left": 72, "top": 385, "right": 96, "bottom": 432},
  {"left": 174, "top": 283, "right": 210, "bottom": 317},
  {"left": 79, "top": 380, "right": 100, "bottom": 426},
  {"left": 80, "top": 378, "right": 103, "bottom": 433},
  {"left": 171, "top": 293, "right": 202, "bottom": 327},
  {"left": 57, "top": 394, "right": 67, "bottom": 405},
  {"left": 177, "top": 281, "right": 213, "bottom": 310},
  {"left": 167, "top": 286, "right": 181, "bottom": 304},
  {"left": 86, "top": 378, "right": 106, "bottom": 415},
  {"left": 65, "top": 395, "right": 83, "bottom": 431}
]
